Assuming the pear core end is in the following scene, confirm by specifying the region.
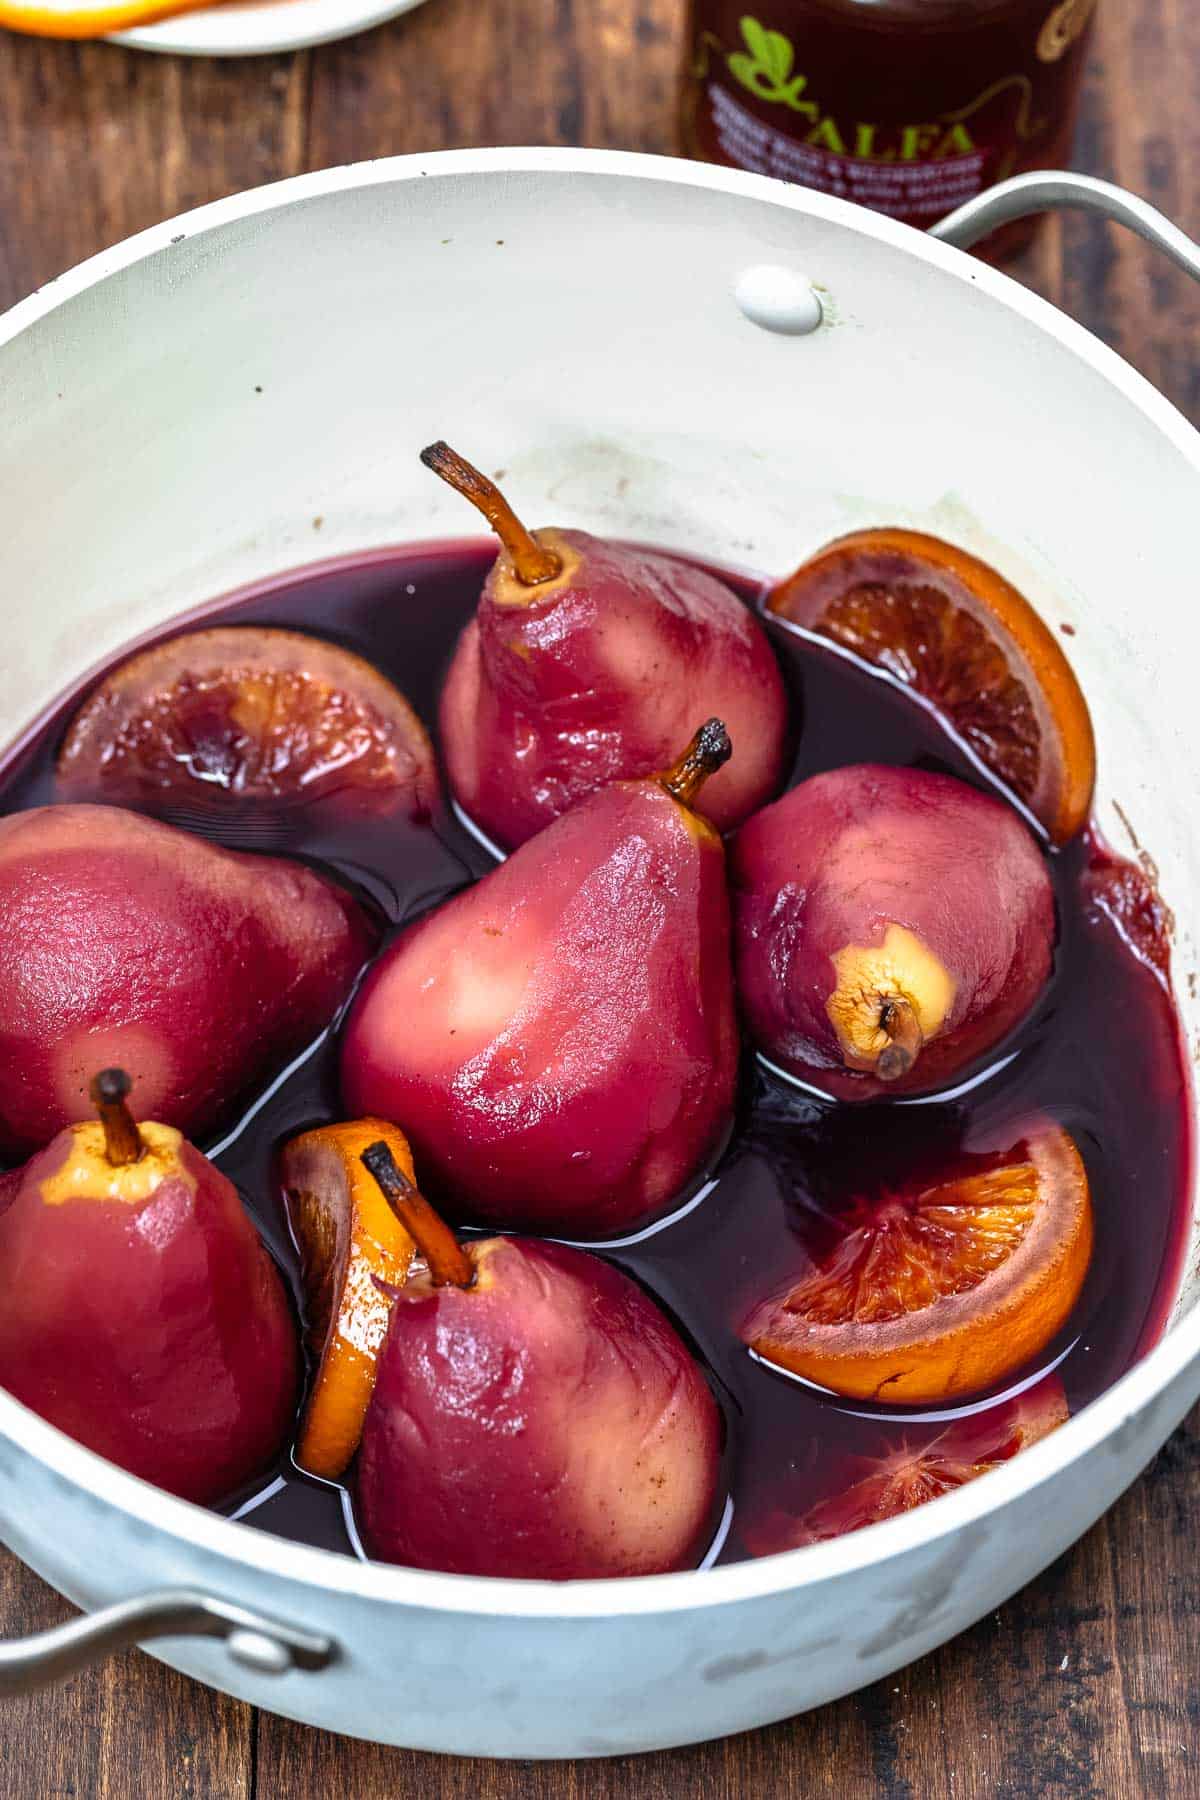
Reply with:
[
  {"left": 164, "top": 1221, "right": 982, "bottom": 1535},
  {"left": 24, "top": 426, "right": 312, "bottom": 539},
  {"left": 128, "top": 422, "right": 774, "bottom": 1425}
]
[{"left": 826, "top": 923, "right": 956, "bottom": 1079}]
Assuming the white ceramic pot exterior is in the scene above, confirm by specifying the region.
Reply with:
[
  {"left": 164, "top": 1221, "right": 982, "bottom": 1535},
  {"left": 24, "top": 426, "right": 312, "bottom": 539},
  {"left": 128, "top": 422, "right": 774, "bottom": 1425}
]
[{"left": 0, "top": 151, "right": 1197, "bottom": 1757}]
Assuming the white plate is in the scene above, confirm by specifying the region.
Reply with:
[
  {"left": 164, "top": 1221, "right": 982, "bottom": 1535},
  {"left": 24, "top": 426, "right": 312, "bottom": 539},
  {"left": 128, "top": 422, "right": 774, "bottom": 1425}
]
[{"left": 109, "top": 0, "right": 426, "bottom": 56}]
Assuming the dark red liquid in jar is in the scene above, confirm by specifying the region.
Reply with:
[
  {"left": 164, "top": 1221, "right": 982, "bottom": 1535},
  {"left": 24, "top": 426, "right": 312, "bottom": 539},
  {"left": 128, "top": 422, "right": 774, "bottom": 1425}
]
[
  {"left": 680, "top": 0, "right": 1098, "bottom": 247},
  {"left": 0, "top": 536, "right": 1188, "bottom": 1565}
]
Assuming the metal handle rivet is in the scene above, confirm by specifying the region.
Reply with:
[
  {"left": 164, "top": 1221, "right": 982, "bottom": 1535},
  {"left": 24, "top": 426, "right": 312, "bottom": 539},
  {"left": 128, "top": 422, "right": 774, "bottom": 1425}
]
[
  {"left": 734, "top": 265, "right": 824, "bottom": 336},
  {"left": 226, "top": 1628, "right": 294, "bottom": 1675}
]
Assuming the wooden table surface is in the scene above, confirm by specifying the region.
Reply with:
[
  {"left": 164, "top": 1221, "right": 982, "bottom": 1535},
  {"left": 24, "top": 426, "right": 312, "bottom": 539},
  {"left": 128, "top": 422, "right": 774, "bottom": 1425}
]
[{"left": 0, "top": 1, "right": 1198, "bottom": 1794}]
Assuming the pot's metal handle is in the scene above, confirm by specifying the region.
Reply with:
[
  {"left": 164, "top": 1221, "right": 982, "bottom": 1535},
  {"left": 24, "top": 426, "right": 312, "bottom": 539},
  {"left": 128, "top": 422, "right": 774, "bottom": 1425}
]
[
  {"left": 932, "top": 170, "right": 1200, "bottom": 284},
  {"left": 0, "top": 1588, "right": 335, "bottom": 1694}
]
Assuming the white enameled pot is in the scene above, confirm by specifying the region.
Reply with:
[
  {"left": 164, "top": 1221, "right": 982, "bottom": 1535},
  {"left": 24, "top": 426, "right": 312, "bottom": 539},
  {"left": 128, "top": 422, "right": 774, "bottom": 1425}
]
[{"left": 0, "top": 150, "right": 1197, "bottom": 1758}]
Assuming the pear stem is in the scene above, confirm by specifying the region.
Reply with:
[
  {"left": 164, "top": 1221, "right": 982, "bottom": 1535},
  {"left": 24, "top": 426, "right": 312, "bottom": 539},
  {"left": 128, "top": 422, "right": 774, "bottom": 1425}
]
[
  {"left": 89, "top": 1068, "right": 144, "bottom": 1166},
  {"left": 419, "top": 442, "right": 563, "bottom": 587},
  {"left": 360, "top": 1141, "right": 474, "bottom": 1289},
  {"left": 659, "top": 718, "right": 733, "bottom": 809},
  {"left": 876, "top": 998, "right": 924, "bottom": 1082}
]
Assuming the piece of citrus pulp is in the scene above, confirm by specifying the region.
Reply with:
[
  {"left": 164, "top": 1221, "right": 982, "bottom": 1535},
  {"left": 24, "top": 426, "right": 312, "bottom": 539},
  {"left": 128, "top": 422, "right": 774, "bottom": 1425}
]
[
  {"left": 743, "top": 1120, "right": 1092, "bottom": 1403},
  {"left": 280, "top": 1118, "right": 417, "bottom": 1481},
  {"left": 767, "top": 528, "right": 1095, "bottom": 844},
  {"left": 0, "top": 0, "right": 206, "bottom": 35},
  {"left": 58, "top": 626, "right": 436, "bottom": 817},
  {"left": 749, "top": 1376, "right": 1068, "bottom": 1550}
]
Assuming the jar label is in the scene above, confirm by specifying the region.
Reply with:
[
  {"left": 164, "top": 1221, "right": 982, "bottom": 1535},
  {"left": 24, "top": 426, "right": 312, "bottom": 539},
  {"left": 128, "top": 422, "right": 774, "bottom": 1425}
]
[
  {"left": 708, "top": 79, "right": 991, "bottom": 220},
  {"left": 684, "top": 10, "right": 1091, "bottom": 228}
]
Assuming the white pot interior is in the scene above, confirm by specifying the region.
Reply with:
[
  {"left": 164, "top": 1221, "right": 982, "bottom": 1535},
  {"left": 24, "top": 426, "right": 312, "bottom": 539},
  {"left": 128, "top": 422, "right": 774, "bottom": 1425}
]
[{"left": 0, "top": 151, "right": 1197, "bottom": 1748}]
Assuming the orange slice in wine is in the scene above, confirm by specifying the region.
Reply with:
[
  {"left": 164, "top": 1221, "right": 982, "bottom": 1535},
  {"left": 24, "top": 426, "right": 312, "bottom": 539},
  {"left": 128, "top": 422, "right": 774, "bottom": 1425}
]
[
  {"left": 748, "top": 1377, "right": 1068, "bottom": 1551},
  {"left": 743, "top": 1121, "right": 1092, "bottom": 1404},
  {"left": 58, "top": 627, "right": 435, "bottom": 818},
  {"left": 281, "top": 1118, "right": 417, "bottom": 1482},
  {"left": 767, "top": 529, "right": 1095, "bottom": 844}
]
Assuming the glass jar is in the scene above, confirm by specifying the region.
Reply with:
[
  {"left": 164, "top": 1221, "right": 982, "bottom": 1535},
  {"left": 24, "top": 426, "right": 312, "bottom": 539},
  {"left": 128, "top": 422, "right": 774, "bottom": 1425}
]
[{"left": 679, "top": 0, "right": 1098, "bottom": 242}]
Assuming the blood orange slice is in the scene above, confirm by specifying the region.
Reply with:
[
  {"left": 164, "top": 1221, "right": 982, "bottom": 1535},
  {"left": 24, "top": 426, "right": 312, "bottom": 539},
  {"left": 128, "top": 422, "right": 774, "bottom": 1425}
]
[
  {"left": 281, "top": 1118, "right": 417, "bottom": 1482},
  {"left": 58, "top": 627, "right": 436, "bottom": 818},
  {"left": 747, "top": 1377, "right": 1068, "bottom": 1551},
  {"left": 743, "top": 1120, "right": 1092, "bottom": 1404},
  {"left": 767, "top": 529, "right": 1095, "bottom": 844}
]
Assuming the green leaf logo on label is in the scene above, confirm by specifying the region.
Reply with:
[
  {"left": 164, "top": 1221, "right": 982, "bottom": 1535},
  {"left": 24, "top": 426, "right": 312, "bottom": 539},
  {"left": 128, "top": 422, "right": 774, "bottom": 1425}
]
[{"left": 728, "top": 15, "right": 818, "bottom": 113}]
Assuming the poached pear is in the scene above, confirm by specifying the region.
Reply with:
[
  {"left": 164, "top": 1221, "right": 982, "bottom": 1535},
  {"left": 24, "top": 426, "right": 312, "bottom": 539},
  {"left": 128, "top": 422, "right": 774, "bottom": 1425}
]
[
  {"left": 0, "top": 803, "right": 372, "bottom": 1156},
  {"left": 425, "top": 443, "right": 787, "bottom": 849},
  {"left": 341, "top": 722, "right": 739, "bottom": 1237},
  {"left": 353, "top": 1141, "right": 722, "bottom": 1579},
  {"left": 731, "top": 764, "right": 1055, "bottom": 1099},
  {"left": 0, "top": 1070, "right": 298, "bottom": 1502}
]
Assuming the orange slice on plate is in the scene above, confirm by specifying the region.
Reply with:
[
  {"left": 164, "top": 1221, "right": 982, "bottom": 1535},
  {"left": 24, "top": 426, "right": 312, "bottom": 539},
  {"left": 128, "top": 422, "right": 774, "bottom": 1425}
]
[
  {"left": 743, "top": 1120, "right": 1092, "bottom": 1404},
  {"left": 748, "top": 1376, "right": 1068, "bottom": 1550},
  {"left": 767, "top": 528, "right": 1095, "bottom": 844},
  {"left": 0, "top": 0, "right": 204, "bottom": 33},
  {"left": 57, "top": 626, "right": 435, "bottom": 818},
  {"left": 281, "top": 1118, "right": 417, "bottom": 1482}
]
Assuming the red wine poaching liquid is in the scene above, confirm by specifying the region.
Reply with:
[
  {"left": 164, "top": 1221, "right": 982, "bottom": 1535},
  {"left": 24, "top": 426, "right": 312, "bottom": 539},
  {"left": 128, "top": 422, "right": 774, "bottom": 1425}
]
[{"left": 0, "top": 539, "right": 1190, "bottom": 1564}]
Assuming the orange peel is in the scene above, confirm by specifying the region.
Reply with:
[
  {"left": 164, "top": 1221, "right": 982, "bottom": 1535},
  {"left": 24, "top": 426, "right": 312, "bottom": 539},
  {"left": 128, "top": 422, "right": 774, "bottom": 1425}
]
[
  {"left": 0, "top": 0, "right": 209, "bottom": 35},
  {"left": 281, "top": 1117, "right": 418, "bottom": 1482}
]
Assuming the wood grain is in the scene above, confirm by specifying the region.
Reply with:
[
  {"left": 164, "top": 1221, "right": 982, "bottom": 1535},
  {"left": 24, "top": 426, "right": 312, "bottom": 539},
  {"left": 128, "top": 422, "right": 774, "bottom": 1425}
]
[
  {"left": 0, "top": 1551, "right": 253, "bottom": 1797},
  {"left": 0, "top": 0, "right": 1198, "bottom": 1794}
]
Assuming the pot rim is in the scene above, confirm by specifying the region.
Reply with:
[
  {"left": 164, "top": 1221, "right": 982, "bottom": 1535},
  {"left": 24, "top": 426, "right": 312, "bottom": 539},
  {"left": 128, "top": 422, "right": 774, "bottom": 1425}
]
[{"left": 1, "top": 146, "right": 1197, "bottom": 1622}]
